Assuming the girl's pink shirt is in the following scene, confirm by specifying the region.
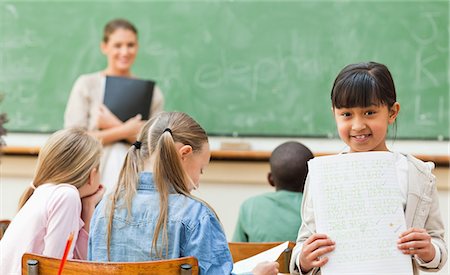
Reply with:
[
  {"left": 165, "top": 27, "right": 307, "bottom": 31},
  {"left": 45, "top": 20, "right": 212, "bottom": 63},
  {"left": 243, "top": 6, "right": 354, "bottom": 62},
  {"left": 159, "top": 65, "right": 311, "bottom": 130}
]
[{"left": 0, "top": 183, "right": 88, "bottom": 274}]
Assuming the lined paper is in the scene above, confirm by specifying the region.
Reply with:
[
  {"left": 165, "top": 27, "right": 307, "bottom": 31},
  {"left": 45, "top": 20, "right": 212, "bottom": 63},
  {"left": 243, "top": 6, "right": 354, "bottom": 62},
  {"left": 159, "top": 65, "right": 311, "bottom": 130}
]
[
  {"left": 232, "top": 241, "right": 289, "bottom": 274},
  {"left": 309, "top": 152, "right": 412, "bottom": 275}
]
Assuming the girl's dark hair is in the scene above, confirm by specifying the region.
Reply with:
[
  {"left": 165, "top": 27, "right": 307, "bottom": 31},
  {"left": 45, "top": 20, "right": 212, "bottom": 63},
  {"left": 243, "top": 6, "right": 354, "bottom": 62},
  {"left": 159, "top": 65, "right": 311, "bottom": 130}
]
[
  {"left": 331, "top": 62, "right": 397, "bottom": 109},
  {"left": 103, "top": 18, "right": 138, "bottom": 43}
]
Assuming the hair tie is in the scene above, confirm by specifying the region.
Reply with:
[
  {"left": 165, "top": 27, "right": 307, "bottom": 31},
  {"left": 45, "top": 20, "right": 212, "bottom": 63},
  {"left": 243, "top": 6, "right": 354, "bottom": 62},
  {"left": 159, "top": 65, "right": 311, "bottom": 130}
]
[
  {"left": 30, "top": 182, "right": 36, "bottom": 190},
  {"left": 133, "top": 141, "right": 142, "bottom": 149},
  {"left": 163, "top": 128, "right": 173, "bottom": 136}
]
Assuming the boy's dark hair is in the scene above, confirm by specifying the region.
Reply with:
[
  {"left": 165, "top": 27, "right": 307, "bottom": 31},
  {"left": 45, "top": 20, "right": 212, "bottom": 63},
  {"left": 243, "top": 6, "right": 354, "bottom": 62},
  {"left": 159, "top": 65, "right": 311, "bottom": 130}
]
[
  {"left": 331, "top": 61, "right": 397, "bottom": 109},
  {"left": 269, "top": 141, "right": 314, "bottom": 193}
]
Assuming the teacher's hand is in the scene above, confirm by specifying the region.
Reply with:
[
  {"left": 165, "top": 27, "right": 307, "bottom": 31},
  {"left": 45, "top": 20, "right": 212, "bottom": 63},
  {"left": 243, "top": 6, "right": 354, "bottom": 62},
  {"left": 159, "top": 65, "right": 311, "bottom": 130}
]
[
  {"left": 123, "top": 114, "right": 144, "bottom": 143},
  {"left": 97, "top": 104, "right": 122, "bottom": 130}
]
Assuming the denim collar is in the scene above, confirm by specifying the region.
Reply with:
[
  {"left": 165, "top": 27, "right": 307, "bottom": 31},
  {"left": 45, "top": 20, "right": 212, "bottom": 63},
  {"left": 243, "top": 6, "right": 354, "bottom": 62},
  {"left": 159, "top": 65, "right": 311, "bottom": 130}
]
[
  {"left": 138, "top": 172, "right": 157, "bottom": 191},
  {"left": 138, "top": 172, "right": 177, "bottom": 194}
]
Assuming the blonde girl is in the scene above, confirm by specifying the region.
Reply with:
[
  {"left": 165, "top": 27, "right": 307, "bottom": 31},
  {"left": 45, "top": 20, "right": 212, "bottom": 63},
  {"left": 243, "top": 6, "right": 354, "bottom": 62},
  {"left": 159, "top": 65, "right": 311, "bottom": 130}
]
[
  {"left": 290, "top": 62, "right": 447, "bottom": 275},
  {"left": 0, "top": 128, "right": 105, "bottom": 274},
  {"left": 88, "top": 112, "right": 279, "bottom": 275},
  {"left": 64, "top": 18, "right": 164, "bottom": 191}
]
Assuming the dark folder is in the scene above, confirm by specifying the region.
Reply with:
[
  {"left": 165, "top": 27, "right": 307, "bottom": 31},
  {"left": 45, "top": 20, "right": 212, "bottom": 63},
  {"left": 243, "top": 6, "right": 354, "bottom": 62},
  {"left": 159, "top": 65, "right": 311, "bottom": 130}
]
[{"left": 104, "top": 76, "right": 155, "bottom": 122}]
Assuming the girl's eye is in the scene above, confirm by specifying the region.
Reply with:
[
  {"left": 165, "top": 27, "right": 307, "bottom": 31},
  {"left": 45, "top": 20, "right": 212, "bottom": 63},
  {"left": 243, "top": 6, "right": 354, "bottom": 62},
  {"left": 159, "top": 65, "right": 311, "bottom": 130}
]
[
  {"left": 365, "top": 111, "right": 376, "bottom": 115},
  {"left": 341, "top": 112, "right": 351, "bottom": 117}
]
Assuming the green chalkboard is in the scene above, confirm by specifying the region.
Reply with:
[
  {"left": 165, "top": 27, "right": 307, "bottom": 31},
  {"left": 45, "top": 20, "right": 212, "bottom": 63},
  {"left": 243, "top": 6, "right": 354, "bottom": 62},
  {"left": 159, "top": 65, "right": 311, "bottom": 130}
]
[{"left": 1, "top": 1, "right": 449, "bottom": 139}]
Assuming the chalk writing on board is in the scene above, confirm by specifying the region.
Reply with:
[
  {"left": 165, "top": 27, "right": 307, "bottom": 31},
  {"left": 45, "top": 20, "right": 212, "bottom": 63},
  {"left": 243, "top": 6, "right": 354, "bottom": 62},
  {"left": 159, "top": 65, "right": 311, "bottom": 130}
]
[
  {"left": 194, "top": 30, "right": 311, "bottom": 99},
  {"left": 414, "top": 95, "right": 448, "bottom": 127},
  {"left": 1, "top": 1, "right": 448, "bottom": 138}
]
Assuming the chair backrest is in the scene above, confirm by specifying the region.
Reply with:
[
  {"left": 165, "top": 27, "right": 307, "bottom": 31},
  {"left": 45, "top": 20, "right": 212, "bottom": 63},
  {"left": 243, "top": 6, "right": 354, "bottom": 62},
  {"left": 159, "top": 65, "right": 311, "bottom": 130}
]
[
  {"left": 22, "top": 253, "right": 199, "bottom": 275},
  {"left": 228, "top": 241, "right": 295, "bottom": 274},
  {"left": 0, "top": 219, "right": 11, "bottom": 240}
]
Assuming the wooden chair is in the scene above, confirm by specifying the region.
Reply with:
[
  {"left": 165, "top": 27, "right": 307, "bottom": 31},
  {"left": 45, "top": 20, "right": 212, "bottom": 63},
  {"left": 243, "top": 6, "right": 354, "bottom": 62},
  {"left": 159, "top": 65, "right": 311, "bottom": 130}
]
[
  {"left": 0, "top": 219, "right": 11, "bottom": 240},
  {"left": 22, "top": 253, "right": 198, "bottom": 275},
  {"left": 228, "top": 241, "right": 295, "bottom": 274}
]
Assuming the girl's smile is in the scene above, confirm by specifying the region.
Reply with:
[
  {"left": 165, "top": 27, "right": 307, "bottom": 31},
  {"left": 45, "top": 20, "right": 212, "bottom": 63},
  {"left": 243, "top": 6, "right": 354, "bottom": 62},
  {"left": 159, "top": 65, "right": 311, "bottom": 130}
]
[
  {"left": 333, "top": 103, "right": 399, "bottom": 152},
  {"left": 351, "top": 133, "right": 372, "bottom": 143}
]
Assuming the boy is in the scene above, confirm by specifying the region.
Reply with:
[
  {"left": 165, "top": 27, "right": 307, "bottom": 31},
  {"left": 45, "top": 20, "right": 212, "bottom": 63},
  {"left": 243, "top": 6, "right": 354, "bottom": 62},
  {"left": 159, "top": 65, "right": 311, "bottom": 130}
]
[{"left": 232, "top": 141, "right": 314, "bottom": 242}]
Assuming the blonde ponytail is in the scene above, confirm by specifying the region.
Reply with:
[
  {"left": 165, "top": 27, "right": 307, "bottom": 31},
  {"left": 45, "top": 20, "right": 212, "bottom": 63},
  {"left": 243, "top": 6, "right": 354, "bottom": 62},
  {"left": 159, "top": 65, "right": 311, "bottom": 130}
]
[
  {"left": 106, "top": 118, "right": 154, "bottom": 261},
  {"left": 106, "top": 112, "right": 220, "bottom": 260}
]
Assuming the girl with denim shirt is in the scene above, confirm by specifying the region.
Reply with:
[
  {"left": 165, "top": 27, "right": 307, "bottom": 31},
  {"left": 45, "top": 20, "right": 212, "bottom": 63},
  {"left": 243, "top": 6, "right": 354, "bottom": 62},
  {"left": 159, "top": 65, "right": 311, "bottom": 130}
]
[
  {"left": 290, "top": 62, "right": 447, "bottom": 275},
  {"left": 88, "top": 112, "right": 278, "bottom": 275}
]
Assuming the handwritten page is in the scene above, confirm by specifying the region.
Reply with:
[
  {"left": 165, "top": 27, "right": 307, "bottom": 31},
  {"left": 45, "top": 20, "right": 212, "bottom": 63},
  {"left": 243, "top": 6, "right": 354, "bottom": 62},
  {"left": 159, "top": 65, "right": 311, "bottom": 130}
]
[
  {"left": 232, "top": 241, "right": 289, "bottom": 274},
  {"left": 308, "top": 152, "right": 413, "bottom": 275}
]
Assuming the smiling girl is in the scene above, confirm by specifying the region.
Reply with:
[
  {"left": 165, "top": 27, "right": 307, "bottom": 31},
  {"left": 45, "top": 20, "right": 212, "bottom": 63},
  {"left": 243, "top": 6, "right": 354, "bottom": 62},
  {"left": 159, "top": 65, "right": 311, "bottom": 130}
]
[{"left": 290, "top": 62, "right": 447, "bottom": 275}]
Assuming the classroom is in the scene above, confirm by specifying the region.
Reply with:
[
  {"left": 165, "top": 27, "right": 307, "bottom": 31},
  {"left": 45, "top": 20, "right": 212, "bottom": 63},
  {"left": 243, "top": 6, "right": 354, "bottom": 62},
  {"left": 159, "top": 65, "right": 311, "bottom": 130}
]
[{"left": 1, "top": 1, "right": 449, "bottom": 274}]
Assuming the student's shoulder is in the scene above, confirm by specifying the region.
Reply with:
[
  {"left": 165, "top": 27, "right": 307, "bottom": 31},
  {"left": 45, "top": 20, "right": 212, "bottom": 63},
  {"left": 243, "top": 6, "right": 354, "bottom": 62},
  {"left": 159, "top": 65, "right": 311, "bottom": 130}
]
[
  {"left": 183, "top": 196, "right": 214, "bottom": 215},
  {"left": 244, "top": 192, "right": 276, "bottom": 203},
  {"left": 41, "top": 184, "right": 81, "bottom": 210},
  {"left": 240, "top": 192, "right": 277, "bottom": 210},
  {"left": 399, "top": 153, "right": 436, "bottom": 190},
  {"left": 404, "top": 153, "right": 435, "bottom": 173},
  {"left": 50, "top": 184, "right": 80, "bottom": 199},
  {"left": 178, "top": 197, "right": 219, "bottom": 225}
]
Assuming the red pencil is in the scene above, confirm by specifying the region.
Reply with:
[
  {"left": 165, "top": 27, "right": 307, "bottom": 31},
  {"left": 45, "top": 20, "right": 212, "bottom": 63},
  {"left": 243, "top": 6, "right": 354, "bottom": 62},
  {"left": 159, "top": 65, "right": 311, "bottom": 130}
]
[{"left": 58, "top": 232, "right": 74, "bottom": 275}]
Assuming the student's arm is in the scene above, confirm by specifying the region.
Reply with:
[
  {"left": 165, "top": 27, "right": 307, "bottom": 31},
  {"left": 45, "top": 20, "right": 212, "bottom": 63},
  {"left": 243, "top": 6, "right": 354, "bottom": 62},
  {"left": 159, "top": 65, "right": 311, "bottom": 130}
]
[
  {"left": 290, "top": 176, "right": 335, "bottom": 275},
  {"left": 400, "top": 184, "right": 447, "bottom": 271},
  {"left": 73, "top": 228, "right": 89, "bottom": 260},
  {"left": 43, "top": 186, "right": 84, "bottom": 259},
  {"left": 422, "top": 183, "right": 447, "bottom": 270},
  {"left": 73, "top": 185, "right": 105, "bottom": 260},
  {"left": 184, "top": 211, "right": 234, "bottom": 275},
  {"left": 80, "top": 185, "right": 105, "bottom": 233}
]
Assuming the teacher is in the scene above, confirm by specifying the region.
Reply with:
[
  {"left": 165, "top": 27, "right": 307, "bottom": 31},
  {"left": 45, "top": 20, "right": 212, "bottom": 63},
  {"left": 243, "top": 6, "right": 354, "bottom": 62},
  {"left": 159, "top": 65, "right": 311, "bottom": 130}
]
[{"left": 64, "top": 18, "right": 164, "bottom": 191}]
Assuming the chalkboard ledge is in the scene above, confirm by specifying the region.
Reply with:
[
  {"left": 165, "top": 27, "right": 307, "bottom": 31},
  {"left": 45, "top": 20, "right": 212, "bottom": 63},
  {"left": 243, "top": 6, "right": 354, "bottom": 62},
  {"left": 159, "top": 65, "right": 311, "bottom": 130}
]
[{"left": 2, "top": 133, "right": 449, "bottom": 166}]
